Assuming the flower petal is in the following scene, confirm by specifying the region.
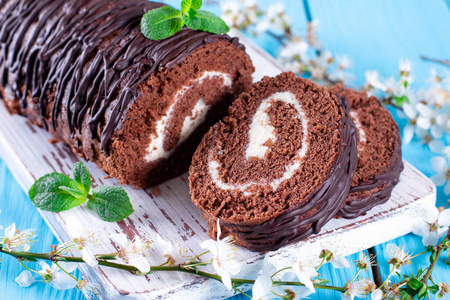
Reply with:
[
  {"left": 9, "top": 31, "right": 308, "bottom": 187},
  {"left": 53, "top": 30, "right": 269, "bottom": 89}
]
[
  {"left": 109, "top": 233, "right": 128, "bottom": 248},
  {"left": 52, "top": 270, "right": 78, "bottom": 290},
  {"left": 438, "top": 209, "right": 450, "bottom": 227},
  {"left": 431, "top": 156, "right": 448, "bottom": 173},
  {"left": 57, "top": 261, "right": 78, "bottom": 273},
  {"left": 4, "top": 223, "right": 16, "bottom": 239},
  {"left": 385, "top": 243, "right": 398, "bottom": 259},
  {"left": 82, "top": 248, "right": 98, "bottom": 267},
  {"left": 39, "top": 261, "right": 51, "bottom": 272},
  {"left": 422, "top": 205, "right": 440, "bottom": 223},
  {"left": 199, "top": 240, "right": 217, "bottom": 256},
  {"left": 429, "top": 140, "right": 445, "bottom": 154},
  {"left": 444, "top": 182, "right": 450, "bottom": 195},
  {"left": 402, "top": 125, "right": 414, "bottom": 144},
  {"left": 422, "top": 232, "right": 440, "bottom": 246},
  {"left": 371, "top": 289, "right": 383, "bottom": 300},
  {"left": 129, "top": 255, "right": 150, "bottom": 274},
  {"left": 431, "top": 174, "right": 446, "bottom": 186},
  {"left": 15, "top": 270, "right": 35, "bottom": 287},
  {"left": 214, "top": 260, "right": 233, "bottom": 290},
  {"left": 331, "top": 255, "right": 350, "bottom": 269},
  {"left": 252, "top": 274, "right": 272, "bottom": 300},
  {"left": 416, "top": 116, "right": 431, "bottom": 130}
]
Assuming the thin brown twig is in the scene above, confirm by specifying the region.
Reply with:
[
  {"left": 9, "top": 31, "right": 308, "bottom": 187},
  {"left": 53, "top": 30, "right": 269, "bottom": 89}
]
[{"left": 421, "top": 56, "right": 450, "bottom": 68}]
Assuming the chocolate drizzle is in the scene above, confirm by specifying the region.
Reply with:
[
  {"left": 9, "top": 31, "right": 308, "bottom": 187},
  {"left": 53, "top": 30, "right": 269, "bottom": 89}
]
[
  {"left": 220, "top": 94, "right": 358, "bottom": 252},
  {"left": 0, "top": 0, "right": 242, "bottom": 153}
]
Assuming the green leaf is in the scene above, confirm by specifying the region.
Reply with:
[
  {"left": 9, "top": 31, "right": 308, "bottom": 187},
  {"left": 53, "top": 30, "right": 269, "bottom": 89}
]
[
  {"left": 87, "top": 186, "right": 133, "bottom": 222},
  {"left": 181, "top": 0, "right": 202, "bottom": 14},
  {"left": 429, "top": 285, "right": 439, "bottom": 294},
  {"left": 182, "top": 10, "right": 201, "bottom": 30},
  {"left": 141, "top": 6, "right": 184, "bottom": 41},
  {"left": 29, "top": 173, "right": 86, "bottom": 212},
  {"left": 59, "top": 186, "right": 88, "bottom": 200},
  {"left": 408, "top": 278, "right": 424, "bottom": 291},
  {"left": 72, "top": 162, "right": 91, "bottom": 195},
  {"left": 192, "top": 10, "right": 229, "bottom": 34},
  {"left": 417, "top": 284, "right": 428, "bottom": 299}
]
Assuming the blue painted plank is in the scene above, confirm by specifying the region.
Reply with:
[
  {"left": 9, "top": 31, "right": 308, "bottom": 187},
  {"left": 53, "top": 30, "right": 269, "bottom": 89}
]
[{"left": 0, "top": 160, "right": 85, "bottom": 300}]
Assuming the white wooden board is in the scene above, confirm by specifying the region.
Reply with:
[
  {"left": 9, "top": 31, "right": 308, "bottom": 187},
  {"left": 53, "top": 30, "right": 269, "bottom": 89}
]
[{"left": 0, "top": 30, "right": 436, "bottom": 299}]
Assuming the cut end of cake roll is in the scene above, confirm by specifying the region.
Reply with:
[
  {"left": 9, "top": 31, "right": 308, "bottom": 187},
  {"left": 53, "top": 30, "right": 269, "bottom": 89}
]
[
  {"left": 0, "top": 0, "right": 254, "bottom": 188},
  {"left": 329, "top": 85, "right": 404, "bottom": 219},
  {"left": 103, "top": 39, "right": 254, "bottom": 188},
  {"left": 189, "top": 72, "right": 358, "bottom": 251}
]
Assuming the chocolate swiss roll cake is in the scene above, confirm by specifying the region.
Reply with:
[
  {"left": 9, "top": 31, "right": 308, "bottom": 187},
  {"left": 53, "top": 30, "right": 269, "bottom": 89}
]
[
  {"left": 189, "top": 72, "right": 358, "bottom": 251},
  {"left": 0, "top": 0, "right": 254, "bottom": 187},
  {"left": 329, "top": 85, "right": 403, "bottom": 219}
]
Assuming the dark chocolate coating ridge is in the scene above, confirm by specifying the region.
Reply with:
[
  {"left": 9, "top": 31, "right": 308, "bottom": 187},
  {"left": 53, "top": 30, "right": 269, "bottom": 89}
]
[
  {"left": 221, "top": 95, "right": 358, "bottom": 252},
  {"left": 337, "top": 136, "right": 404, "bottom": 218},
  {"left": 0, "top": 0, "right": 242, "bottom": 153}
]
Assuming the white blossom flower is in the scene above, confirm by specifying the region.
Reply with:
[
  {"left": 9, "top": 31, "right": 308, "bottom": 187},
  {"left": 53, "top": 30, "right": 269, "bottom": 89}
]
[
  {"left": 2, "top": 223, "right": 36, "bottom": 252},
  {"left": 438, "top": 283, "right": 450, "bottom": 298},
  {"left": 319, "top": 245, "right": 350, "bottom": 269},
  {"left": 279, "top": 37, "right": 308, "bottom": 63},
  {"left": 66, "top": 215, "right": 99, "bottom": 267},
  {"left": 342, "top": 278, "right": 378, "bottom": 300},
  {"left": 77, "top": 277, "right": 101, "bottom": 300},
  {"left": 401, "top": 102, "right": 418, "bottom": 144},
  {"left": 200, "top": 219, "right": 241, "bottom": 290},
  {"left": 15, "top": 270, "right": 36, "bottom": 287},
  {"left": 355, "top": 251, "right": 376, "bottom": 271},
  {"left": 386, "top": 244, "right": 412, "bottom": 269},
  {"left": 37, "top": 261, "right": 78, "bottom": 290},
  {"left": 156, "top": 234, "right": 185, "bottom": 266},
  {"left": 412, "top": 205, "right": 450, "bottom": 246},
  {"left": 364, "top": 70, "right": 386, "bottom": 92},
  {"left": 415, "top": 127, "right": 445, "bottom": 154},
  {"left": 252, "top": 255, "right": 276, "bottom": 300},
  {"left": 430, "top": 156, "right": 450, "bottom": 195},
  {"left": 271, "top": 272, "right": 314, "bottom": 299},
  {"left": 109, "top": 233, "right": 151, "bottom": 274},
  {"left": 399, "top": 59, "right": 412, "bottom": 75},
  {"left": 291, "top": 249, "right": 318, "bottom": 292},
  {"left": 399, "top": 59, "right": 414, "bottom": 86},
  {"left": 262, "top": 2, "right": 291, "bottom": 35}
]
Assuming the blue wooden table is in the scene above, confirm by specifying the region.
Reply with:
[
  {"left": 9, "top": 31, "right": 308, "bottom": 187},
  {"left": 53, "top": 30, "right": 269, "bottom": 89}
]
[{"left": 1, "top": 1, "right": 450, "bottom": 299}]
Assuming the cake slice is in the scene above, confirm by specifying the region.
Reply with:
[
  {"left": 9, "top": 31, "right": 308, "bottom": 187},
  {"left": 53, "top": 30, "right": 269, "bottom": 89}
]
[
  {"left": 189, "top": 72, "right": 358, "bottom": 251},
  {"left": 329, "top": 85, "right": 403, "bottom": 219}
]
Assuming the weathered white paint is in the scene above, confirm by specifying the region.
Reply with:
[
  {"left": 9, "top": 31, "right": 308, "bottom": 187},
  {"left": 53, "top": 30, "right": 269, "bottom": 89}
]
[{"left": 0, "top": 30, "right": 436, "bottom": 299}]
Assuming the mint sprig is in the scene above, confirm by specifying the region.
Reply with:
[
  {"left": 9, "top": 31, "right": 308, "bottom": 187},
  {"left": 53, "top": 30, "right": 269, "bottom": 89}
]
[
  {"left": 28, "top": 162, "right": 134, "bottom": 222},
  {"left": 141, "top": 0, "right": 229, "bottom": 41}
]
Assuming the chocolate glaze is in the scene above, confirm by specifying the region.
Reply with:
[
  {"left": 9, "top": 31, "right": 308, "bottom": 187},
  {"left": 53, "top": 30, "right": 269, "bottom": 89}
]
[
  {"left": 221, "top": 95, "right": 358, "bottom": 252},
  {"left": 337, "top": 132, "right": 404, "bottom": 218},
  {"left": 0, "top": 0, "right": 243, "bottom": 153}
]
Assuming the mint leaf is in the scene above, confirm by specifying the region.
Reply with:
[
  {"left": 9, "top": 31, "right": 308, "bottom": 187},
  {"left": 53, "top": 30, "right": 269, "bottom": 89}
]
[
  {"left": 141, "top": 6, "right": 184, "bottom": 41},
  {"left": 192, "top": 10, "right": 229, "bottom": 34},
  {"left": 87, "top": 186, "right": 133, "bottom": 222},
  {"left": 72, "top": 162, "right": 91, "bottom": 195},
  {"left": 182, "top": 9, "right": 201, "bottom": 30},
  {"left": 181, "top": 0, "right": 202, "bottom": 14},
  {"left": 29, "top": 173, "right": 86, "bottom": 212}
]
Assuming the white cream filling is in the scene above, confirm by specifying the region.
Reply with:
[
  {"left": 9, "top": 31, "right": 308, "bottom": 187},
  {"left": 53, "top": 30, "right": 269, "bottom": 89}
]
[
  {"left": 144, "top": 71, "right": 231, "bottom": 162},
  {"left": 350, "top": 111, "right": 366, "bottom": 152},
  {"left": 209, "top": 91, "right": 309, "bottom": 193}
]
